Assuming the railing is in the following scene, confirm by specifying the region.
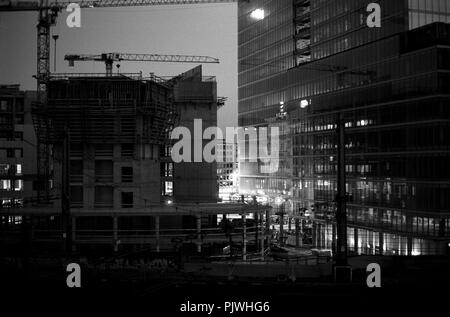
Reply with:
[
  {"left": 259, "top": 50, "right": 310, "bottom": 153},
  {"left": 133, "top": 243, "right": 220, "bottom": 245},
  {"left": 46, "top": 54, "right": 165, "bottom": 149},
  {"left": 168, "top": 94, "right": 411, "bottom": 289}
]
[
  {"left": 50, "top": 73, "right": 143, "bottom": 80},
  {"left": 94, "top": 174, "right": 113, "bottom": 183},
  {"left": 286, "top": 254, "right": 332, "bottom": 265},
  {"left": 70, "top": 174, "right": 83, "bottom": 183}
]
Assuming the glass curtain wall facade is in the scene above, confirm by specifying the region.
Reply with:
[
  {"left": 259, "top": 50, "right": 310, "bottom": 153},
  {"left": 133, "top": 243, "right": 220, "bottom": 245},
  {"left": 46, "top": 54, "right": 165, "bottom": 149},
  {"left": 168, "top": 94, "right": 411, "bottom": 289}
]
[{"left": 238, "top": 0, "right": 450, "bottom": 255}]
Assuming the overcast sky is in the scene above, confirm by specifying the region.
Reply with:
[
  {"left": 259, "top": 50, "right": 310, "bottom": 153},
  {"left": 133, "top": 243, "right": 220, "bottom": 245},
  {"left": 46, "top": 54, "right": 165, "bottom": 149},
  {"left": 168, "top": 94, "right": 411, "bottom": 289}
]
[{"left": 0, "top": 3, "right": 237, "bottom": 130}]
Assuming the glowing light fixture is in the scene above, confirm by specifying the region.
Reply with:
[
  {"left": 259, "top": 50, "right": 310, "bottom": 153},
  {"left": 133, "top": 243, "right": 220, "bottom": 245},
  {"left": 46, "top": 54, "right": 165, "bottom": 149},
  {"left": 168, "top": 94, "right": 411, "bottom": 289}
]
[
  {"left": 275, "top": 196, "right": 284, "bottom": 206},
  {"left": 250, "top": 9, "right": 265, "bottom": 20},
  {"left": 300, "top": 99, "right": 309, "bottom": 109}
]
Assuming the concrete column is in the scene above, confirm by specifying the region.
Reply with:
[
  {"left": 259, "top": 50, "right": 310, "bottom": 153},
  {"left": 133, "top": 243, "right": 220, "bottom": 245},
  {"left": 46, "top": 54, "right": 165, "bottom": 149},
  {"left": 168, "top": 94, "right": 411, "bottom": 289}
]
[
  {"left": 288, "top": 217, "right": 292, "bottom": 231},
  {"left": 295, "top": 218, "right": 300, "bottom": 247},
  {"left": 407, "top": 236, "right": 413, "bottom": 256},
  {"left": 279, "top": 212, "right": 284, "bottom": 246},
  {"left": 322, "top": 224, "right": 326, "bottom": 249},
  {"left": 71, "top": 217, "right": 77, "bottom": 253},
  {"left": 242, "top": 213, "right": 247, "bottom": 261},
  {"left": 354, "top": 228, "right": 359, "bottom": 255},
  {"left": 316, "top": 223, "right": 321, "bottom": 248},
  {"left": 265, "top": 210, "right": 270, "bottom": 232},
  {"left": 265, "top": 209, "right": 270, "bottom": 248},
  {"left": 379, "top": 231, "right": 384, "bottom": 255},
  {"left": 258, "top": 212, "right": 264, "bottom": 259},
  {"left": 196, "top": 215, "right": 202, "bottom": 253},
  {"left": 312, "top": 222, "right": 317, "bottom": 248},
  {"left": 113, "top": 216, "right": 118, "bottom": 253},
  {"left": 254, "top": 213, "right": 259, "bottom": 250},
  {"left": 155, "top": 215, "right": 160, "bottom": 253},
  {"left": 331, "top": 223, "right": 336, "bottom": 254},
  {"left": 260, "top": 221, "right": 265, "bottom": 259}
]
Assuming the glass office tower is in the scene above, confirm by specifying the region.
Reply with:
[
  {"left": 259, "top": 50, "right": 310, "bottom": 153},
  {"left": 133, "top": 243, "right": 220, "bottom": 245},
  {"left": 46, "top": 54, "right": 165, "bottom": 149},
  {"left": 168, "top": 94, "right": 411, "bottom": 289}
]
[{"left": 238, "top": 0, "right": 450, "bottom": 255}]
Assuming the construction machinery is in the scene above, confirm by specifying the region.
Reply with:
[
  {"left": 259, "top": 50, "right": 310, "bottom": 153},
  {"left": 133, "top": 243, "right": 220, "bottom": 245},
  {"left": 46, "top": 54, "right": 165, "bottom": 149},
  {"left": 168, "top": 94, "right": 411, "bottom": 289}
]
[
  {"left": 65, "top": 53, "right": 220, "bottom": 76},
  {"left": 64, "top": 52, "right": 227, "bottom": 107},
  {"left": 0, "top": 0, "right": 240, "bottom": 203}
]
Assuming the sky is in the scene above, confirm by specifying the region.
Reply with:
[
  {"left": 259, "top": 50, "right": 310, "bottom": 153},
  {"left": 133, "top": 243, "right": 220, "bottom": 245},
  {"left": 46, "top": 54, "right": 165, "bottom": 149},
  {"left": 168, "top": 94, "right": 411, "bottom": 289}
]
[{"left": 0, "top": 3, "right": 238, "bottom": 130}]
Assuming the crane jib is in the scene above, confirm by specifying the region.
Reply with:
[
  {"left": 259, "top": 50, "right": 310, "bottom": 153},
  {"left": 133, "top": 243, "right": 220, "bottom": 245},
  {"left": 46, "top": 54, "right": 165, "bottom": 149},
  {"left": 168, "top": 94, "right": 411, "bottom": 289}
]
[{"left": 0, "top": 0, "right": 239, "bottom": 12}]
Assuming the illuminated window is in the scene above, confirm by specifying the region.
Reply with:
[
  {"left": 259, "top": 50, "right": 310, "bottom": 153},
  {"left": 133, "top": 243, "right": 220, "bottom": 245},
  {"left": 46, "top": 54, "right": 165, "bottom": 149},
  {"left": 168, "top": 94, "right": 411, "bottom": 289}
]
[
  {"left": 1, "top": 179, "right": 11, "bottom": 190},
  {"left": 14, "top": 180, "right": 23, "bottom": 191}
]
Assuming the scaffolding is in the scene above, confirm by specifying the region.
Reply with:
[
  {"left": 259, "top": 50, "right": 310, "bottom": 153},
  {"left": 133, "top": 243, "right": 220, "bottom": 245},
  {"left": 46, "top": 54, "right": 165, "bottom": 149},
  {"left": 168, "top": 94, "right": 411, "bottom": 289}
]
[{"left": 46, "top": 74, "right": 178, "bottom": 145}]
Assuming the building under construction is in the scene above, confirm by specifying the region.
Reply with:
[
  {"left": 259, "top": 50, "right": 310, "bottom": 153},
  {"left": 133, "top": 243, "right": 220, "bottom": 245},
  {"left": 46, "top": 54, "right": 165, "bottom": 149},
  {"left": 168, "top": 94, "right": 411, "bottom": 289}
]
[
  {"left": 48, "top": 73, "right": 175, "bottom": 210},
  {"left": 0, "top": 66, "right": 271, "bottom": 257}
]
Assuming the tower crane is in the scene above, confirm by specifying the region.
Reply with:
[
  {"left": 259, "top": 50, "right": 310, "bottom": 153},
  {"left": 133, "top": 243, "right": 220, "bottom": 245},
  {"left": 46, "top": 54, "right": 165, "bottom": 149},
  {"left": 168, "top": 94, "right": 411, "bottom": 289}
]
[
  {"left": 0, "top": 0, "right": 238, "bottom": 100},
  {"left": 65, "top": 52, "right": 228, "bottom": 107},
  {"left": 0, "top": 0, "right": 240, "bottom": 203},
  {"left": 65, "top": 52, "right": 220, "bottom": 76}
]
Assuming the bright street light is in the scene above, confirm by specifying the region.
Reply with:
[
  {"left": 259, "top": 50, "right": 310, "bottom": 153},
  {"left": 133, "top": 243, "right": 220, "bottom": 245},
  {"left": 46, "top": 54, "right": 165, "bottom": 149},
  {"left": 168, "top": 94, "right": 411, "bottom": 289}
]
[
  {"left": 275, "top": 196, "right": 284, "bottom": 206},
  {"left": 300, "top": 99, "right": 309, "bottom": 109},
  {"left": 250, "top": 9, "right": 265, "bottom": 20}
]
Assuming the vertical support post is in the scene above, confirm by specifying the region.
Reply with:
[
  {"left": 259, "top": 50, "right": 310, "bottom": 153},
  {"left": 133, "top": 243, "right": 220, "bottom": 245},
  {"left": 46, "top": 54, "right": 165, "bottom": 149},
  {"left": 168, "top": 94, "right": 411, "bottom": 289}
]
[
  {"left": 317, "top": 223, "right": 322, "bottom": 248},
  {"left": 265, "top": 209, "right": 270, "bottom": 248},
  {"left": 334, "top": 113, "right": 351, "bottom": 283},
  {"left": 52, "top": 34, "right": 59, "bottom": 72},
  {"left": 332, "top": 222, "right": 337, "bottom": 254},
  {"left": 312, "top": 222, "right": 317, "bottom": 247},
  {"left": 336, "top": 113, "right": 348, "bottom": 266},
  {"left": 279, "top": 204, "right": 285, "bottom": 246},
  {"left": 155, "top": 215, "right": 160, "bottom": 253},
  {"left": 295, "top": 218, "right": 300, "bottom": 247},
  {"left": 242, "top": 213, "right": 247, "bottom": 261},
  {"left": 71, "top": 216, "right": 76, "bottom": 253},
  {"left": 354, "top": 228, "right": 359, "bottom": 255},
  {"left": 407, "top": 236, "right": 413, "bottom": 256},
  {"left": 260, "top": 214, "right": 265, "bottom": 259},
  {"left": 196, "top": 215, "right": 202, "bottom": 253},
  {"left": 254, "top": 213, "right": 259, "bottom": 251},
  {"left": 406, "top": 215, "right": 413, "bottom": 256},
  {"left": 113, "top": 216, "right": 118, "bottom": 253},
  {"left": 379, "top": 231, "right": 384, "bottom": 255},
  {"left": 62, "top": 124, "right": 71, "bottom": 254}
]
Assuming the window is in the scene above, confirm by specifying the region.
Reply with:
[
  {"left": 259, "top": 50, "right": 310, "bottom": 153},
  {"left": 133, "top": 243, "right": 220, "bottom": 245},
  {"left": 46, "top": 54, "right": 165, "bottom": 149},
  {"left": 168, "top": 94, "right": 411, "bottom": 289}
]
[
  {"left": 164, "top": 181, "right": 173, "bottom": 196},
  {"left": 1, "top": 180, "right": 11, "bottom": 190},
  {"left": 6, "top": 148, "right": 23, "bottom": 158},
  {"left": 14, "top": 115, "right": 24, "bottom": 125},
  {"left": 121, "top": 166, "right": 133, "bottom": 183},
  {"left": 0, "top": 164, "right": 9, "bottom": 175},
  {"left": 15, "top": 100, "right": 24, "bottom": 113},
  {"left": 95, "top": 144, "right": 113, "bottom": 157},
  {"left": 14, "top": 132, "right": 23, "bottom": 141},
  {"left": 70, "top": 160, "right": 83, "bottom": 183},
  {"left": 70, "top": 186, "right": 83, "bottom": 208},
  {"left": 14, "top": 180, "right": 23, "bottom": 191},
  {"left": 121, "top": 144, "right": 134, "bottom": 158},
  {"left": 95, "top": 160, "right": 113, "bottom": 183},
  {"left": 161, "top": 162, "right": 173, "bottom": 177},
  {"left": 94, "top": 186, "right": 113, "bottom": 208},
  {"left": 121, "top": 192, "right": 133, "bottom": 208},
  {"left": 0, "top": 100, "right": 10, "bottom": 112}
]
